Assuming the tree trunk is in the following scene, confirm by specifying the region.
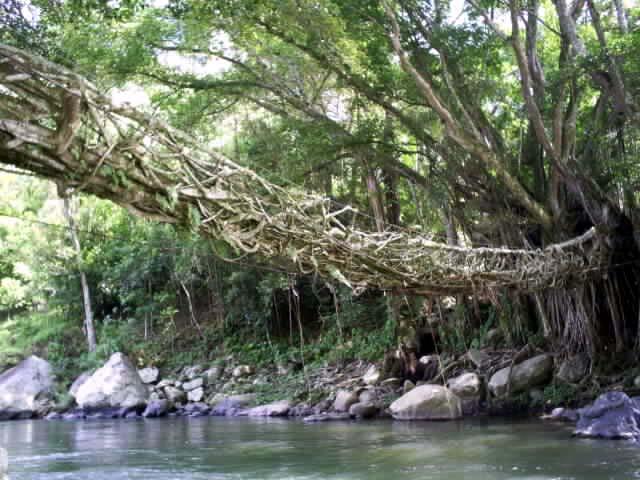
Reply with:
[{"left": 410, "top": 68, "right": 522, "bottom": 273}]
[{"left": 62, "top": 194, "right": 97, "bottom": 352}]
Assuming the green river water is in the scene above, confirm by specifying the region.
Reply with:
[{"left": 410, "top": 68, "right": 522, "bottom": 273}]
[{"left": 1, "top": 417, "right": 639, "bottom": 479}]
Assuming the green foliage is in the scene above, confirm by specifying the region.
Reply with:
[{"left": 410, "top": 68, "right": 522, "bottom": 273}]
[{"left": 542, "top": 382, "right": 580, "bottom": 408}]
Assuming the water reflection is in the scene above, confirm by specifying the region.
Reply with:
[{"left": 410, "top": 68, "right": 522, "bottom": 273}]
[{"left": 0, "top": 417, "right": 638, "bottom": 479}]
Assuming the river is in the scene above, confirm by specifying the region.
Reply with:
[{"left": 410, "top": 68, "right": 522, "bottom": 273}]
[{"left": 1, "top": 417, "right": 638, "bottom": 479}]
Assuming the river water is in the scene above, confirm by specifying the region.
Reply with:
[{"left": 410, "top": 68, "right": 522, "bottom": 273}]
[{"left": 1, "top": 417, "right": 638, "bottom": 479}]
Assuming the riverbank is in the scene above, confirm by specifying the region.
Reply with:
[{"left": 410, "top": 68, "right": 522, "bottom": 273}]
[{"left": 3, "top": 348, "right": 640, "bottom": 440}]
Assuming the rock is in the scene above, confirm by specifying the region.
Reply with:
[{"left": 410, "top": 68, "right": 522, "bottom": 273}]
[
  {"left": 389, "top": 385, "right": 462, "bottom": 420},
  {"left": 75, "top": 353, "right": 149, "bottom": 409},
  {"left": 0, "top": 355, "right": 55, "bottom": 419},
  {"left": 333, "top": 390, "right": 359, "bottom": 412},
  {"left": 574, "top": 391, "right": 640, "bottom": 439},
  {"left": 182, "top": 377, "right": 204, "bottom": 392},
  {"left": 182, "top": 365, "right": 203, "bottom": 380},
  {"left": 232, "top": 365, "right": 254, "bottom": 378},
  {"left": 363, "top": 365, "right": 381, "bottom": 385},
  {"left": 84, "top": 406, "right": 142, "bottom": 420},
  {"left": 182, "top": 402, "right": 210, "bottom": 416},
  {"left": 203, "top": 367, "right": 222, "bottom": 384},
  {"left": 313, "top": 399, "right": 332, "bottom": 414},
  {"left": 488, "top": 354, "right": 553, "bottom": 397},
  {"left": 467, "top": 349, "right": 490, "bottom": 369},
  {"left": 358, "top": 389, "right": 377, "bottom": 404},
  {"left": 187, "top": 387, "right": 204, "bottom": 403},
  {"left": 142, "top": 399, "right": 170, "bottom": 418},
  {"left": 418, "top": 355, "right": 440, "bottom": 382},
  {"left": 247, "top": 400, "right": 291, "bottom": 417},
  {"left": 45, "top": 412, "right": 62, "bottom": 420},
  {"left": 447, "top": 372, "right": 482, "bottom": 415},
  {"left": 157, "top": 379, "right": 175, "bottom": 389},
  {"left": 349, "top": 402, "right": 378, "bottom": 419},
  {"left": 556, "top": 354, "right": 589, "bottom": 384},
  {"left": 69, "top": 371, "right": 93, "bottom": 399},
  {"left": 164, "top": 386, "right": 186, "bottom": 404},
  {"left": 303, "top": 412, "right": 351, "bottom": 423},
  {"left": 403, "top": 380, "right": 416, "bottom": 394},
  {"left": 542, "top": 407, "right": 579, "bottom": 422},
  {"left": 138, "top": 367, "right": 160, "bottom": 384},
  {"left": 210, "top": 394, "right": 256, "bottom": 416},
  {"left": 289, "top": 403, "right": 313, "bottom": 417}
]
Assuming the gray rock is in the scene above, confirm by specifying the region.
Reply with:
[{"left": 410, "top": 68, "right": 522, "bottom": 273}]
[
  {"left": 0, "top": 356, "right": 55, "bottom": 419},
  {"left": 467, "top": 349, "right": 490, "bottom": 369},
  {"left": 210, "top": 394, "right": 256, "bottom": 416},
  {"left": 447, "top": 372, "right": 482, "bottom": 415},
  {"left": 333, "top": 390, "right": 359, "bottom": 412},
  {"left": 246, "top": 400, "right": 291, "bottom": 417},
  {"left": 488, "top": 354, "right": 553, "bottom": 397},
  {"left": 157, "top": 379, "right": 175, "bottom": 389},
  {"left": 303, "top": 412, "right": 351, "bottom": 423},
  {"left": 556, "top": 354, "right": 589, "bottom": 384},
  {"left": 138, "top": 367, "right": 159, "bottom": 384},
  {"left": 232, "top": 365, "right": 254, "bottom": 378},
  {"left": 389, "top": 385, "right": 462, "bottom": 420},
  {"left": 574, "top": 391, "right": 640, "bottom": 439},
  {"left": 182, "top": 365, "right": 203, "bottom": 380},
  {"left": 289, "top": 403, "right": 313, "bottom": 417},
  {"left": 349, "top": 402, "right": 378, "bottom": 419},
  {"left": 164, "top": 386, "right": 186, "bottom": 404},
  {"left": 75, "top": 353, "right": 149, "bottom": 409},
  {"left": 313, "top": 399, "right": 332, "bottom": 414},
  {"left": 203, "top": 367, "right": 222, "bottom": 384},
  {"left": 187, "top": 387, "right": 204, "bottom": 403},
  {"left": 148, "top": 391, "right": 163, "bottom": 402},
  {"left": 142, "top": 399, "right": 170, "bottom": 418},
  {"left": 363, "top": 365, "right": 381, "bottom": 385},
  {"left": 182, "top": 402, "right": 210, "bottom": 415},
  {"left": 182, "top": 377, "right": 204, "bottom": 392},
  {"left": 69, "top": 371, "right": 93, "bottom": 399},
  {"left": 358, "top": 389, "right": 377, "bottom": 404}
]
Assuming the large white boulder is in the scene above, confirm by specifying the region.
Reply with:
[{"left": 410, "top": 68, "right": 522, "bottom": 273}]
[
  {"left": 75, "top": 353, "right": 149, "bottom": 409},
  {"left": 0, "top": 355, "right": 55, "bottom": 419},
  {"left": 390, "top": 385, "right": 462, "bottom": 420},
  {"left": 489, "top": 354, "right": 553, "bottom": 397}
]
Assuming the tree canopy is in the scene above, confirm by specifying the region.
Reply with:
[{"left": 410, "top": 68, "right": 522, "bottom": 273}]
[{"left": 0, "top": 0, "right": 639, "bottom": 357}]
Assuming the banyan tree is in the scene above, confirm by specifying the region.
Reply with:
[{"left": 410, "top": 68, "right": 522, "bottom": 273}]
[{"left": 0, "top": 0, "right": 638, "bottom": 360}]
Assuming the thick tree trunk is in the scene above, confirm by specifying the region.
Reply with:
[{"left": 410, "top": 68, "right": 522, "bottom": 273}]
[{"left": 62, "top": 195, "right": 97, "bottom": 353}]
